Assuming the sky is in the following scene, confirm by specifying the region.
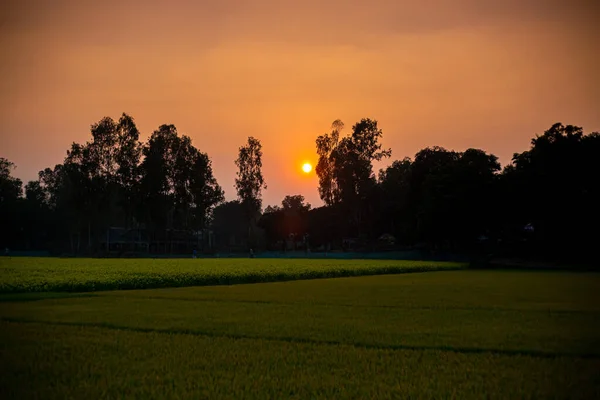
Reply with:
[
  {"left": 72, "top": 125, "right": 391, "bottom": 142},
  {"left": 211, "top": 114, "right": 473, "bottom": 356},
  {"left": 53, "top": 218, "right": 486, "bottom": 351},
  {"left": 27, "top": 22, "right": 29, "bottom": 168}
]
[{"left": 1, "top": 0, "right": 598, "bottom": 208}]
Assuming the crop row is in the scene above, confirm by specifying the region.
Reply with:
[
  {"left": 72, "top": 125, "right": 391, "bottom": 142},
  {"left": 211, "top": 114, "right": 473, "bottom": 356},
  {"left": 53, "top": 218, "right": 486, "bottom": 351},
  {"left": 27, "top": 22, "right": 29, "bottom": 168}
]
[{"left": 0, "top": 258, "right": 466, "bottom": 293}]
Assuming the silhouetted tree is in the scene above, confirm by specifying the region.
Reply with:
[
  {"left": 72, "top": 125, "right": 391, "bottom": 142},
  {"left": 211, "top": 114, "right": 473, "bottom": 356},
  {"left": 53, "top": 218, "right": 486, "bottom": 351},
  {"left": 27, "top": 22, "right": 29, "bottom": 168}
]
[
  {"left": 0, "top": 158, "right": 22, "bottom": 202},
  {"left": 501, "top": 123, "right": 600, "bottom": 261},
  {"left": 377, "top": 158, "right": 412, "bottom": 241},
  {"left": 114, "top": 114, "right": 143, "bottom": 228},
  {"left": 212, "top": 200, "right": 247, "bottom": 251},
  {"left": 258, "top": 205, "right": 285, "bottom": 248},
  {"left": 4, "top": 114, "right": 222, "bottom": 255},
  {"left": 281, "top": 195, "right": 311, "bottom": 213},
  {"left": 189, "top": 151, "right": 225, "bottom": 231},
  {"left": 235, "top": 137, "right": 266, "bottom": 247},
  {"left": 258, "top": 195, "right": 312, "bottom": 250},
  {"left": 315, "top": 120, "right": 343, "bottom": 205},
  {"left": 377, "top": 147, "right": 500, "bottom": 251},
  {"left": 0, "top": 158, "right": 23, "bottom": 250},
  {"left": 139, "top": 124, "right": 223, "bottom": 251},
  {"left": 281, "top": 195, "right": 311, "bottom": 241},
  {"left": 330, "top": 118, "right": 391, "bottom": 237},
  {"left": 4, "top": 116, "right": 598, "bottom": 265},
  {"left": 139, "top": 124, "right": 178, "bottom": 234}
]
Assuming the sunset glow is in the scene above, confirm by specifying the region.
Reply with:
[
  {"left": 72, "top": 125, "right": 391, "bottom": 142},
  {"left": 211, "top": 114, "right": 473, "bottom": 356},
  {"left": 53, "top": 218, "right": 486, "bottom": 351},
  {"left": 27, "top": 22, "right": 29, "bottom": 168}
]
[
  {"left": 302, "top": 163, "right": 312, "bottom": 174},
  {"left": 0, "top": 0, "right": 597, "bottom": 208}
]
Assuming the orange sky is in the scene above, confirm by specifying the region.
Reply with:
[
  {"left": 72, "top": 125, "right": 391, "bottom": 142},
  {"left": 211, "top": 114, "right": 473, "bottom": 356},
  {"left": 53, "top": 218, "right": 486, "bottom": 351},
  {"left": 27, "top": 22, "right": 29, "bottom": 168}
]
[{"left": 1, "top": 0, "right": 598, "bottom": 207}]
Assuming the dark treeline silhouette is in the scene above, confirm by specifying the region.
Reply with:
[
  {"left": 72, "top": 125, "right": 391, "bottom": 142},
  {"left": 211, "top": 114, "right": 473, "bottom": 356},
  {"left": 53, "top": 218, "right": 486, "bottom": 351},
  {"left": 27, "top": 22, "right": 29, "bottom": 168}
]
[
  {"left": 1, "top": 114, "right": 223, "bottom": 255},
  {"left": 1, "top": 114, "right": 598, "bottom": 263}
]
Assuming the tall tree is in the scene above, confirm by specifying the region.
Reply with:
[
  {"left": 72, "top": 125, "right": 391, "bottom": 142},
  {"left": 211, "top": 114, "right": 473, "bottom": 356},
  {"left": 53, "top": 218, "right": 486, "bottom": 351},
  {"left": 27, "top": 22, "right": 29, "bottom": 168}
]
[
  {"left": 139, "top": 124, "right": 179, "bottom": 233},
  {"left": 315, "top": 120, "right": 343, "bottom": 205},
  {"left": 235, "top": 136, "right": 266, "bottom": 219},
  {"left": 0, "top": 158, "right": 23, "bottom": 250},
  {"left": 188, "top": 149, "right": 224, "bottom": 230},
  {"left": 139, "top": 124, "right": 223, "bottom": 237},
  {"left": 317, "top": 118, "right": 391, "bottom": 209},
  {"left": 331, "top": 118, "right": 391, "bottom": 237},
  {"left": 503, "top": 123, "right": 600, "bottom": 260},
  {"left": 0, "top": 158, "right": 23, "bottom": 202},
  {"left": 115, "top": 114, "right": 142, "bottom": 227},
  {"left": 377, "top": 157, "right": 412, "bottom": 239},
  {"left": 235, "top": 136, "right": 267, "bottom": 248}
]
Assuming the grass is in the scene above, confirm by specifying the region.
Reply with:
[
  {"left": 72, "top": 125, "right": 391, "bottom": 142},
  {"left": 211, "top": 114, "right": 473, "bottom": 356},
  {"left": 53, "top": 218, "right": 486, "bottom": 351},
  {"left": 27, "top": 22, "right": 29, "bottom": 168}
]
[
  {"left": 0, "top": 257, "right": 465, "bottom": 293},
  {"left": 2, "top": 321, "right": 598, "bottom": 400},
  {"left": 1, "top": 269, "right": 599, "bottom": 398}
]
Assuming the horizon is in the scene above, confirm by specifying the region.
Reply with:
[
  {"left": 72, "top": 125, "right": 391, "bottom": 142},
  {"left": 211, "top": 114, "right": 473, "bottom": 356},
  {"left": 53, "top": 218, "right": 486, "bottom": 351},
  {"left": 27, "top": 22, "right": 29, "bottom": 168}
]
[{"left": 1, "top": 0, "right": 598, "bottom": 207}]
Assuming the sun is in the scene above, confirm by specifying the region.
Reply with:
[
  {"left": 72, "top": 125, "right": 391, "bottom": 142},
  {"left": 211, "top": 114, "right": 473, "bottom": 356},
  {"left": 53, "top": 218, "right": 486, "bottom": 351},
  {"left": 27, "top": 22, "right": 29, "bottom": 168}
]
[{"left": 302, "top": 163, "right": 312, "bottom": 173}]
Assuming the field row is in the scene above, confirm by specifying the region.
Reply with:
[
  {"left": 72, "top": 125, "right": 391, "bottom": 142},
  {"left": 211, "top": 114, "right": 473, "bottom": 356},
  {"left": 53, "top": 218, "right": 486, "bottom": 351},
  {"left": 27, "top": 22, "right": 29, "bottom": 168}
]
[
  {"left": 0, "top": 257, "right": 465, "bottom": 293},
  {"left": 1, "top": 270, "right": 599, "bottom": 399},
  {"left": 1, "top": 271, "right": 599, "bottom": 357},
  {"left": 2, "top": 320, "right": 598, "bottom": 400}
]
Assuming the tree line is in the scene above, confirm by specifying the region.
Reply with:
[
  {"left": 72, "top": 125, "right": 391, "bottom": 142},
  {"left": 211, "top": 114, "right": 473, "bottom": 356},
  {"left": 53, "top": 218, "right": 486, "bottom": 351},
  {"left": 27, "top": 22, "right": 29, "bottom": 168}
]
[{"left": 1, "top": 114, "right": 598, "bottom": 262}]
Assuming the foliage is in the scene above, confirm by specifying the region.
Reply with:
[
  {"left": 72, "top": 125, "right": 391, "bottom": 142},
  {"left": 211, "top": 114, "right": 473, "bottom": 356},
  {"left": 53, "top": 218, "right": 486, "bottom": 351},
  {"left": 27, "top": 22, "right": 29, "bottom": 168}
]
[
  {"left": 315, "top": 118, "right": 391, "bottom": 238},
  {"left": 0, "top": 114, "right": 223, "bottom": 254},
  {"left": 315, "top": 120, "right": 343, "bottom": 205},
  {"left": 235, "top": 136, "right": 266, "bottom": 217},
  {"left": 0, "top": 257, "right": 464, "bottom": 293},
  {"left": 211, "top": 200, "right": 248, "bottom": 248},
  {"left": 140, "top": 124, "right": 224, "bottom": 232},
  {"left": 0, "top": 158, "right": 23, "bottom": 201},
  {"left": 501, "top": 123, "right": 600, "bottom": 259},
  {"left": 1, "top": 118, "right": 599, "bottom": 262},
  {"left": 316, "top": 118, "right": 391, "bottom": 209},
  {"left": 0, "top": 159, "right": 24, "bottom": 251},
  {"left": 376, "top": 146, "right": 501, "bottom": 247},
  {"left": 259, "top": 195, "right": 312, "bottom": 246}
]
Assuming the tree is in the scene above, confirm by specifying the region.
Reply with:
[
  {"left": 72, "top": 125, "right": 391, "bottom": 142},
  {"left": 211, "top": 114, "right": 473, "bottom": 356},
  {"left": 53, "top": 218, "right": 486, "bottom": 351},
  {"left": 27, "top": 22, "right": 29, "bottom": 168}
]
[
  {"left": 258, "top": 195, "right": 312, "bottom": 250},
  {"left": 21, "top": 180, "right": 52, "bottom": 250},
  {"left": 0, "top": 158, "right": 23, "bottom": 202},
  {"left": 139, "top": 124, "right": 224, "bottom": 243},
  {"left": 502, "top": 123, "right": 600, "bottom": 261},
  {"left": 332, "top": 118, "right": 391, "bottom": 237},
  {"left": 0, "top": 158, "right": 23, "bottom": 250},
  {"left": 189, "top": 151, "right": 224, "bottom": 230},
  {"left": 258, "top": 205, "right": 285, "bottom": 248},
  {"left": 28, "top": 114, "right": 144, "bottom": 253},
  {"left": 281, "top": 195, "right": 311, "bottom": 213},
  {"left": 318, "top": 118, "right": 391, "bottom": 206},
  {"left": 212, "top": 200, "right": 247, "bottom": 250},
  {"left": 281, "top": 195, "right": 311, "bottom": 241},
  {"left": 377, "top": 157, "right": 412, "bottom": 240},
  {"left": 452, "top": 148, "right": 501, "bottom": 244},
  {"left": 114, "top": 114, "right": 142, "bottom": 228},
  {"left": 24, "top": 181, "right": 46, "bottom": 205},
  {"left": 315, "top": 120, "right": 343, "bottom": 205},
  {"left": 235, "top": 137, "right": 267, "bottom": 242},
  {"left": 139, "top": 124, "right": 180, "bottom": 233}
]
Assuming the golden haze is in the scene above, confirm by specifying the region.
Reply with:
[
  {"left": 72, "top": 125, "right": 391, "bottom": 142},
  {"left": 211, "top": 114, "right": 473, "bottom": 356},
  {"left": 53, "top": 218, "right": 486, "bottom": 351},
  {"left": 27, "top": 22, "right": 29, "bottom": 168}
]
[{"left": 0, "top": 0, "right": 598, "bottom": 207}]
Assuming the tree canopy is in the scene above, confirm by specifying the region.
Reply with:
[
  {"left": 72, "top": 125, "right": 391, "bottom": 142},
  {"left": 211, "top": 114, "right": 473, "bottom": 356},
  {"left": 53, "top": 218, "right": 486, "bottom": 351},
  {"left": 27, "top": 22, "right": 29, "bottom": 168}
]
[{"left": 1, "top": 117, "right": 598, "bottom": 264}]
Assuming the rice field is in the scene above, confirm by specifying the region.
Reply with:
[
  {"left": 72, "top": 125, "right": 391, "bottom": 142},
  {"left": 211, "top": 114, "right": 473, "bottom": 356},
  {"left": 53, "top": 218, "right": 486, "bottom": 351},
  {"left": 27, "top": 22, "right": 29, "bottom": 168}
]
[
  {"left": 1, "top": 268, "right": 599, "bottom": 399},
  {"left": 0, "top": 257, "right": 465, "bottom": 293}
]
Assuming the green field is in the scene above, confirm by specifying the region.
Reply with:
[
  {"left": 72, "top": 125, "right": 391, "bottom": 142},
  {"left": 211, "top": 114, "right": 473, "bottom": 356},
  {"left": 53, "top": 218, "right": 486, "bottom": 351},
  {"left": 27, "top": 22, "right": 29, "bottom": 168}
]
[
  {"left": 0, "top": 257, "right": 465, "bottom": 293},
  {"left": 1, "top": 266, "right": 599, "bottom": 399}
]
